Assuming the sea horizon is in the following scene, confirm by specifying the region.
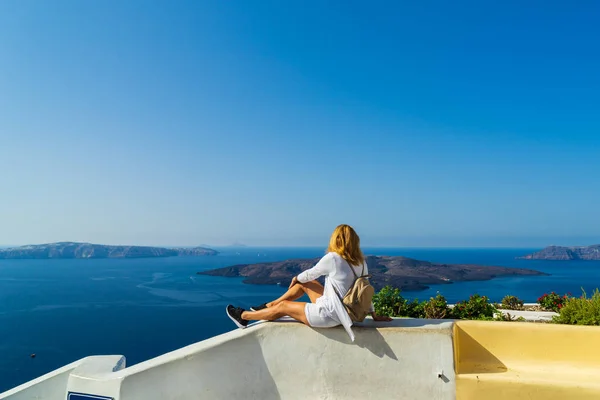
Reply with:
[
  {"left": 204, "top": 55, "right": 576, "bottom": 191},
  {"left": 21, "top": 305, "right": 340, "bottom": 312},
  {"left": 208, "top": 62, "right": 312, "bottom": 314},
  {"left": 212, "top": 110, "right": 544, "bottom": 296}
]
[
  {"left": 0, "top": 243, "right": 568, "bottom": 251},
  {"left": 2, "top": 239, "right": 599, "bottom": 250}
]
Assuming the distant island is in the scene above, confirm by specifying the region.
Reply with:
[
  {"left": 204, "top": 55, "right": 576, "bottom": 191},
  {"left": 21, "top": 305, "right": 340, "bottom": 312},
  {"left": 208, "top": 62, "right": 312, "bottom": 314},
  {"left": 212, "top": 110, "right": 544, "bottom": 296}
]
[
  {"left": 518, "top": 245, "right": 600, "bottom": 261},
  {"left": 198, "top": 255, "right": 546, "bottom": 291},
  {"left": 0, "top": 242, "right": 219, "bottom": 259}
]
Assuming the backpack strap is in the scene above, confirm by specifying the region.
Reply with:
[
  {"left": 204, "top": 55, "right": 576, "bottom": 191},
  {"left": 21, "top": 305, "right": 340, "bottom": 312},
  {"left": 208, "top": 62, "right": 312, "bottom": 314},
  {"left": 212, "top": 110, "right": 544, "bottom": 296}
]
[
  {"left": 333, "top": 256, "right": 359, "bottom": 298},
  {"left": 350, "top": 260, "right": 367, "bottom": 278},
  {"left": 334, "top": 257, "right": 369, "bottom": 300},
  {"left": 346, "top": 259, "right": 369, "bottom": 280}
]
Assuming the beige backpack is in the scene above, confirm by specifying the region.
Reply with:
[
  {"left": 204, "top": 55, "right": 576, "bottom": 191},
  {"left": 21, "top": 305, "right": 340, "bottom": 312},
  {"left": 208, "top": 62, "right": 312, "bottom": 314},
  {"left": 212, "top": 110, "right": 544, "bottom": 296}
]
[{"left": 335, "top": 260, "right": 375, "bottom": 322}]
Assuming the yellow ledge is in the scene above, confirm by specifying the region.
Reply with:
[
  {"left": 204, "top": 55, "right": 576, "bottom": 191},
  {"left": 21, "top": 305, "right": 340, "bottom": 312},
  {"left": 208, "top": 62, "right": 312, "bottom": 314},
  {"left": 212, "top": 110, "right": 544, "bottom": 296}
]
[{"left": 454, "top": 320, "right": 600, "bottom": 400}]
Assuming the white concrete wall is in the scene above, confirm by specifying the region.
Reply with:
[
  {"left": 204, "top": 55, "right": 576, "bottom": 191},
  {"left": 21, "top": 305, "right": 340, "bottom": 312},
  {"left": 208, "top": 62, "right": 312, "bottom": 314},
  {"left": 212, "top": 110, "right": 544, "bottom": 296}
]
[
  {"left": 0, "top": 356, "right": 124, "bottom": 400},
  {"left": 0, "top": 359, "right": 81, "bottom": 400},
  {"left": 1, "top": 320, "right": 456, "bottom": 400},
  {"left": 497, "top": 309, "right": 557, "bottom": 322},
  {"left": 67, "top": 355, "right": 126, "bottom": 399}
]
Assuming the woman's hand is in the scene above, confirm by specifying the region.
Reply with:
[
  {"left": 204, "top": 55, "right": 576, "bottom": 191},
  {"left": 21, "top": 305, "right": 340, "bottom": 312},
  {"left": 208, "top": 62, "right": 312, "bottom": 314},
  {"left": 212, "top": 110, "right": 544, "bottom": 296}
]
[
  {"left": 289, "top": 276, "right": 298, "bottom": 289},
  {"left": 371, "top": 313, "right": 393, "bottom": 322}
]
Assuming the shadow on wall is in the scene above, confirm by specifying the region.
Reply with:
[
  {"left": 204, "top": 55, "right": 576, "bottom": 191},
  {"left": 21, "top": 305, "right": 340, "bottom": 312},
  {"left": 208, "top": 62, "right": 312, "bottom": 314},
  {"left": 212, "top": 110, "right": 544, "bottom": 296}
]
[
  {"left": 313, "top": 326, "right": 399, "bottom": 360},
  {"left": 120, "top": 334, "right": 282, "bottom": 400},
  {"left": 312, "top": 318, "right": 458, "bottom": 361},
  {"left": 454, "top": 325, "right": 507, "bottom": 375}
]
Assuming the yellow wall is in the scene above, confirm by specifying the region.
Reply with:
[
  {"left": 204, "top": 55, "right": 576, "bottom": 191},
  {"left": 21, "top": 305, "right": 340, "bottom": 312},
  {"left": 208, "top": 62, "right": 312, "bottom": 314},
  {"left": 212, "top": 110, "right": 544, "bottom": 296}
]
[{"left": 454, "top": 320, "right": 600, "bottom": 400}]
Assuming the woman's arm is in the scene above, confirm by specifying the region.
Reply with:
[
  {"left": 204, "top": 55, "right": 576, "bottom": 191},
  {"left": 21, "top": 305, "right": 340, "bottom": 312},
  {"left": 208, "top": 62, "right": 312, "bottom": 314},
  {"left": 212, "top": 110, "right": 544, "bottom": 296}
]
[{"left": 291, "top": 253, "right": 335, "bottom": 287}]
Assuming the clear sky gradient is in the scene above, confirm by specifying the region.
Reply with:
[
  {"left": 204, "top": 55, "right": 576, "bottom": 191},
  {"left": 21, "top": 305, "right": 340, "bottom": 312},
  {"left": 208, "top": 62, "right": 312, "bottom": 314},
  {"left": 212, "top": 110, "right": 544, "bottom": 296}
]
[{"left": 1, "top": 1, "right": 598, "bottom": 247}]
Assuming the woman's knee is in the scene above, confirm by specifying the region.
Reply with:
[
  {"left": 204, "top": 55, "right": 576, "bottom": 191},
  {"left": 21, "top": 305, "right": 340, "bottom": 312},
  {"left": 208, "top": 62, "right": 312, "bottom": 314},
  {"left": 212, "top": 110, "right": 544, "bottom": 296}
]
[
  {"left": 277, "top": 300, "right": 301, "bottom": 315},
  {"left": 296, "top": 280, "right": 316, "bottom": 290},
  {"left": 292, "top": 281, "right": 308, "bottom": 294},
  {"left": 277, "top": 301, "right": 308, "bottom": 324},
  {"left": 277, "top": 300, "right": 291, "bottom": 310}
]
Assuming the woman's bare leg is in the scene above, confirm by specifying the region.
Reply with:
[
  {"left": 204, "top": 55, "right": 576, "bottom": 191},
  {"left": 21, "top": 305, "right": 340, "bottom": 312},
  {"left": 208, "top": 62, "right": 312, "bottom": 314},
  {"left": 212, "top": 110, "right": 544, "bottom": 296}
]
[
  {"left": 242, "top": 301, "right": 309, "bottom": 325},
  {"left": 265, "top": 283, "right": 304, "bottom": 306},
  {"left": 267, "top": 280, "right": 324, "bottom": 307}
]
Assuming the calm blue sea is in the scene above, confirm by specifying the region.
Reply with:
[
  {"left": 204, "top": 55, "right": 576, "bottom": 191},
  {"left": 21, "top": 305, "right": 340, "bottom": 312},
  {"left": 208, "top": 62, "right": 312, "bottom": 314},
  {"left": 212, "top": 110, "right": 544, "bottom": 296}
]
[{"left": 1, "top": 247, "right": 600, "bottom": 392}]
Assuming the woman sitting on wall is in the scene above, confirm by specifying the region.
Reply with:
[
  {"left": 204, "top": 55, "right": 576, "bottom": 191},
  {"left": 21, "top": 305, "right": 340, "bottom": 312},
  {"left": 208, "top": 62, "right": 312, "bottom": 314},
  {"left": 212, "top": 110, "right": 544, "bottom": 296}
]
[{"left": 226, "top": 224, "right": 392, "bottom": 341}]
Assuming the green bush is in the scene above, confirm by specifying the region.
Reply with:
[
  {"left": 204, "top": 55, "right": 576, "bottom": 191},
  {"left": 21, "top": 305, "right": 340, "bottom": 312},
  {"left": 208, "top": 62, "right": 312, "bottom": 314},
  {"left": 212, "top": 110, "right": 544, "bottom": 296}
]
[
  {"left": 553, "top": 289, "right": 600, "bottom": 325},
  {"left": 500, "top": 295, "right": 524, "bottom": 310},
  {"left": 451, "top": 294, "right": 497, "bottom": 320},
  {"left": 404, "top": 298, "right": 426, "bottom": 318},
  {"left": 371, "top": 286, "right": 600, "bottom": 325},
  {"left": 538, "top": 292, "right": 569, "bottom": 312},
  {"left": 372, "top": 286, "right": 428, "bottom": 318},
  {"left": 495, "top": 312, "right": 526, "bottom": 322},
  {"left": 373, "top": 286, "right": 405, "bottom": 317},
  {"left": 423, "top": 293, "right": 450, "bottom": 319}
]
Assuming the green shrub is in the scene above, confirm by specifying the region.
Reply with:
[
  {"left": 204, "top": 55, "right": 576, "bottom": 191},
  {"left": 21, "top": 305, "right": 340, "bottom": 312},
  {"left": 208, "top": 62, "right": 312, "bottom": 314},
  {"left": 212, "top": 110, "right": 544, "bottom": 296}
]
[
  {"left": 372, "top": 286, "right": 429, "bottom": 318},
  {"left": 372, "top": 286, "right": 600, "bottom": 324},
  {"left": 404, "top": 298, "right": 426, "bottom": 318},
  {"left": 500, "top": 295, "right": 524, "bottom": 310},
  {"left": 451, "top": 294, "right": 497, "bottom": 320},
  {"left": 553, "top": 289, "right": 600, "bottom": 325},
  {"left": 373, "top": 286, "right": 405, "bottom": 317},
  {"left": 538, "top": 292, "right": 569, "bottom": 312},
  {"left": 423, "top": 293, "right": 450, "bottom": 319},
  {"left": 495, "top": 312, "right": 526, "bottom": 322}
]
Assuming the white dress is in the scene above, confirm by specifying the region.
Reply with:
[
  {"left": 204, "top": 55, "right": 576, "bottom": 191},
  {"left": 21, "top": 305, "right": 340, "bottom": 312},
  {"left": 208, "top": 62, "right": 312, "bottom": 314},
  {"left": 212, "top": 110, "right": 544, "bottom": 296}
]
[{"left": 297, "top": 252, "right": 374, "bottom": 342}]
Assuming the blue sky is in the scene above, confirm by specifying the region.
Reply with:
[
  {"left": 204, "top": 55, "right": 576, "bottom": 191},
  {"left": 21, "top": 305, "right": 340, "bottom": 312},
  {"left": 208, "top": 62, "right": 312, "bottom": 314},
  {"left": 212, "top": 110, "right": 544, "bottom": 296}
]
[{"left": 1, "top": 1, "right": 598, "bottom": 247}]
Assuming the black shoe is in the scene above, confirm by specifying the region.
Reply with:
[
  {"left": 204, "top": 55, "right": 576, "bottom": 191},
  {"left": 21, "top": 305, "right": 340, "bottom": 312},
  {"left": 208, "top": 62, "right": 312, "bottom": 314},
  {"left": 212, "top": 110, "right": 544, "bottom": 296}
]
[
  {"left": 250, "top": 303, "right": 268, "bottom": 312},
  {"left": 226, "top": 305, "right": 248, "bottom": 329}
]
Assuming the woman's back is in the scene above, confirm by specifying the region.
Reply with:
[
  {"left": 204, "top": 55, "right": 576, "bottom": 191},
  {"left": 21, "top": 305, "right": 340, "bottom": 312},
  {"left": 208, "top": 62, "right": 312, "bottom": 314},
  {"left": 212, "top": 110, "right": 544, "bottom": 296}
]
[
  {"left": 328, "top": 252, "right": 368, "bottom": 296},
  {"left": 297, "top": 252, "right": 368, "bottom": 298}
]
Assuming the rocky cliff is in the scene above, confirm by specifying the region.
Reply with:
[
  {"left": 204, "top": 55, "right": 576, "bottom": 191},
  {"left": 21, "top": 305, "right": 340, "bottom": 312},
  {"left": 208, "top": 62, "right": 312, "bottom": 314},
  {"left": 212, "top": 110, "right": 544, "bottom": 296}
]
[
  {"left": 0, "top": 242, "right": 219, "bottom": 259},
  {"left": 198, "top": 255, "right": 546, "bottom": 291},
  {"left": 518, "top": 245, "right": 600, "bottom": 260}
]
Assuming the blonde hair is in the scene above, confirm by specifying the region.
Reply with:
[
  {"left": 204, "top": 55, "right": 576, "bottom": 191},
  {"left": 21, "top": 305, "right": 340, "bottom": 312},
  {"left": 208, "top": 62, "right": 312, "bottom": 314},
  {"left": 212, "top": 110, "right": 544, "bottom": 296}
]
[{"left": 327, "top": 224, "right": 365, "bottom": 266}]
